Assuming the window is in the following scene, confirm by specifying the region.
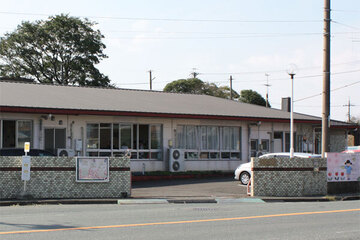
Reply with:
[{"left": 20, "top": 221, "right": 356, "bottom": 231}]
[
  {"left": 151, "top": 125, "right": 161, "bottom": 149},
  {"left": 44, "top": 128, "right": 66, "bottom": 154},
  {"left": 176, "top": 125, "right": 241, "bottom": 160},
  {"left": 17, "top": 121, "right": 32, "bottom": 148},
  {"left": 250, "top": 140, "right": 258, "bottom": 157},
  {"left": 296, "top": 135, "right": 303, "bottom": 152},
  {"left": 208, "top": 126, "right": 219, "bottom": 150},
  {"left": 113, "top": 124, "right": 119, "bottom": 149},
  {"left": 1, "top": 120, "right": 32, "bottom": 148},
  {"left": 86, "top": 123, "right": 162, "bottom": 160},
  {"left": 87, "top": 124, "right": 99, "bottom": 149},
  {"left": 285, "top": 133, "right": 290, "bottom": 152},
  {"left": 120, "top": 124, "right": 132, "bottom": 149},
  {"left": 200, "top": 126, "right": 219, "bottom": 150},
  {"left": 176, "top": 125, "right": 186, "bottom": 149},
  {"left": 100, "top": 123, "right": 111, "bottom": 149},
  {"left": 261, "top": 139, "right": 270, "bottom": 152},
  {"left": 139, "top": 124, "right": 149, "bottom": 149},
  {"left": 222, "top": 127, "right": 239, "bottom": 150},
  {"left": 186, "top": 126, "right": 197, "bottom": 149},
  {"left": 2, "top": 120, "right": 16, "bottom": 148}
]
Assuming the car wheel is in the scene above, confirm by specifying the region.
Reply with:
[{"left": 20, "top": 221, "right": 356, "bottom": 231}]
[{"left": 239, "top": 172, "right": 250, "bottom": 185}]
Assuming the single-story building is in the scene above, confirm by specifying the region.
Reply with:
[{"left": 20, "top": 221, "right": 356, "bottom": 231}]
[{"left": 0, "top": 80, "right": 358, "bottom": 172}]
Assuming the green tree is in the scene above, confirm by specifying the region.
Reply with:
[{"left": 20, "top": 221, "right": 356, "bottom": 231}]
[
  {"left": 163, "top": 78, "right": 204, "bottom": 94},
  {"left": 163, "top": 78, "right": 239, "bottom": 100},
  {"left": 0, "top": 14, "right": 110, "bottom": 86},
  {"left": 239, "top": 89, "right": 270, "bottom": 107}
]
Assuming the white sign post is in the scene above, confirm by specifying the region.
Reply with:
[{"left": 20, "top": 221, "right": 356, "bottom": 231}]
[{"left": 22, "top": 142, "right": 31, "bottom": 193}]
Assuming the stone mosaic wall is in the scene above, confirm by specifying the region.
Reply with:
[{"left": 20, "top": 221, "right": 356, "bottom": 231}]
[
  {"left": 251, "top": 157, "right": 327, "bottom": 197},
  {"left": 0, "top": 157, "right": 131, "bottom": 199},
  {"left": 330, "top": 130, "right": 347, "bottom": 153}
]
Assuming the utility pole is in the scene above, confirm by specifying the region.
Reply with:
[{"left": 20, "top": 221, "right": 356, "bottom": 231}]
[
  {"left": 344, "top": 98, "right": 355, "bottom": 122},
  {"left": 229, "top": 75, "right": 233, "bottom": 100},
  {"left": 149, "top": 70, "right": 155, "bottom": 90},
  {"left": 322, "top": 0, "right": 331, "bottom": 157},
  {"left": 264, "top": 73, "right": 271, "bottom": 108},
  {"left": 190, "top": 68, "right": 199, "bottom": 78}
]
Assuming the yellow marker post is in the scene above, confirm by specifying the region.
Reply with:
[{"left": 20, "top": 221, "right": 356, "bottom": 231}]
[
  {"left": 24, "top": 142, "right": 30, "bottom": 155},
  {"left": 22, "top": 142, "right": 31, "bottom": 193}
]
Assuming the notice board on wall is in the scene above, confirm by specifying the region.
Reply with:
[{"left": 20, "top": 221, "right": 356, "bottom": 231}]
[
  {"left": 76, "top": 157, "right": 109, "bottom": 182},
  {"left": 327, "top": 153, "right": 360, "bottom": 182}
]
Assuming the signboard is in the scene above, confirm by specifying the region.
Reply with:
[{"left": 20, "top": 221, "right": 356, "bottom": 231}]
[
  {"left": 327, "top": 153, "right": 360, "bottom": 182},
  {"left": 22, "top": 156, "right": 31, "bottom": 181},
  {"left": 76, "top": 157, "right": 109, "bottom": 182}
]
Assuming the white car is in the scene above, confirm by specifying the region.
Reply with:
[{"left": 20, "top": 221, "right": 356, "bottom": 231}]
[
  {"left": 234, "top": 162, "right": 251, "bottom": 185},
  {"left": 234, "top": 152, "right": 321, "bottom": 185}
]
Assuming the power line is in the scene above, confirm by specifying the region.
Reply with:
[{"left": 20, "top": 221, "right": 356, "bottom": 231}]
[
  {"left": 294, "top": 80, "right": 360, "bottom": 102},
  {"left": 201, "top": 69, "right": 360, "bottom": 83},
  {"left": 103, "top": 32, "right": 360, "bottom": 40},
  {"left": 1, "top": 25, "right": 358, "bottom": 37},
  {"left": 332, "top": 9, "right": 360, "bottom": 13},
  {"left": 101, "top": 30, "right": 357, "bottom": 35},
  {"left": 332, "top": 20, "right": 360, "bottom": 30},
  {"left": 0, "top": 11, "right": 322, "bottom": 23},
  {"left": 118, "top": 70, "right": 360, "bottom": 88}
]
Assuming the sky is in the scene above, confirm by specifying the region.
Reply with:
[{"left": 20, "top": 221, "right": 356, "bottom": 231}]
[{"left": 0, "top": 0, "right": 359, "bottom": 122}]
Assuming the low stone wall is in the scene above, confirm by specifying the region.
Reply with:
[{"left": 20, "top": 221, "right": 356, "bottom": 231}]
[
  {"left": 0, "top": 156, "right": 131, "bottom": 199},
  {"left": 251, "top": 157, "right": 327, "bottom": 197}
]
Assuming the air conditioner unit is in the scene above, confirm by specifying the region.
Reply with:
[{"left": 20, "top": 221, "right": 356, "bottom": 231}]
[
  {"left": 57, "top": 148, "right": 76, "bottom": 157},
  {"left": 169, "top": 149, "right": 185, "bottom": 172}
]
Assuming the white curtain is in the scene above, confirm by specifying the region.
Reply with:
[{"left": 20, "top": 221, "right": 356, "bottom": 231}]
[{"left": 186, "top": 126, "right": 197, "bottom": 149}]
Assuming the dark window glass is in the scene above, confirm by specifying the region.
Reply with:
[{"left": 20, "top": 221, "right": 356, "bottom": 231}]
[
  {"left": 120, "top": 124, "right": 132, "bottom": 149},
  {"left": 44, "top": 129, "right": 54, "bottom": 152},
  {"left": 55, "top": 129, "right": 66, "bottom": 149},
  {"left": 3, "top": 120, "right": 16, "bottom": 148},
  {"left": 139, "top": 125, "right": 149, "bottom": 149},
  {"left": 285, "top": 133, "right": 290, "bottom": 152},
  {"left": 113, "top": 124, "right": 119, "bottom": 149},
  {"left": 133, "top": 124, "right": 138, "bottom": 149},
  {"left": 100, "top": 123, "right": 111, "bottom": 149}
]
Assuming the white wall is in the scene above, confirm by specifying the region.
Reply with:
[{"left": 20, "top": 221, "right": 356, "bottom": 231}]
[{"left": 1, "top": 112, "right": 312, "bottom": 172}]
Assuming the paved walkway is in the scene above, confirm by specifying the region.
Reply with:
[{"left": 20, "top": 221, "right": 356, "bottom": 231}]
[{"left": 131, "top": 176, "right": 247, "bottom": 199}]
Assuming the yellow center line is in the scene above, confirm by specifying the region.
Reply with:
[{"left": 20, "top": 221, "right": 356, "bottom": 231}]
[{"left": 0, "top": 208, "right": 359, "bottom": 235}]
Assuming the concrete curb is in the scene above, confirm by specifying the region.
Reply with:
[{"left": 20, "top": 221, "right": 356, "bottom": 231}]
[
  {"left": 0, "top": 199, "right": 119, "bottom": 206},
  {"left": 1, "top": 195, "right": 359, "bottom": 206},
  {"left": 216, "top": 198, "right": 265, "bottom": 203},
  {"left": 118, "top": 199, "right": 168, "bottom": 205}
]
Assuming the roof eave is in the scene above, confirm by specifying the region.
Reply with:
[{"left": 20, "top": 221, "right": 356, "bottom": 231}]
[{"left": 0, "top": 105, "right": 321, "bottom": 124}]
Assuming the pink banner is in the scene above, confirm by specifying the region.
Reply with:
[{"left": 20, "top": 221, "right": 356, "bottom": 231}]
[{"left": 327, "top": 153, "right": 360, "bottom": 182}]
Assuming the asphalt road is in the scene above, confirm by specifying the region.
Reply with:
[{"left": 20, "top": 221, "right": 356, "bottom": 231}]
[
  {"left": 132, "top": 176, "right": 247, "bottom": 199},
  {"left": 1, "top": 201, "right": 359, "bottom": 240}
]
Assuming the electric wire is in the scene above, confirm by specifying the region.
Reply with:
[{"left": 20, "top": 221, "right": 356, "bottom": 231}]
[
  {"left": 0, "top": 11, "right": 322, "bottom": 23},
  {"left": 294, "top": 80, "right": 360, "bottom": 102}
]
